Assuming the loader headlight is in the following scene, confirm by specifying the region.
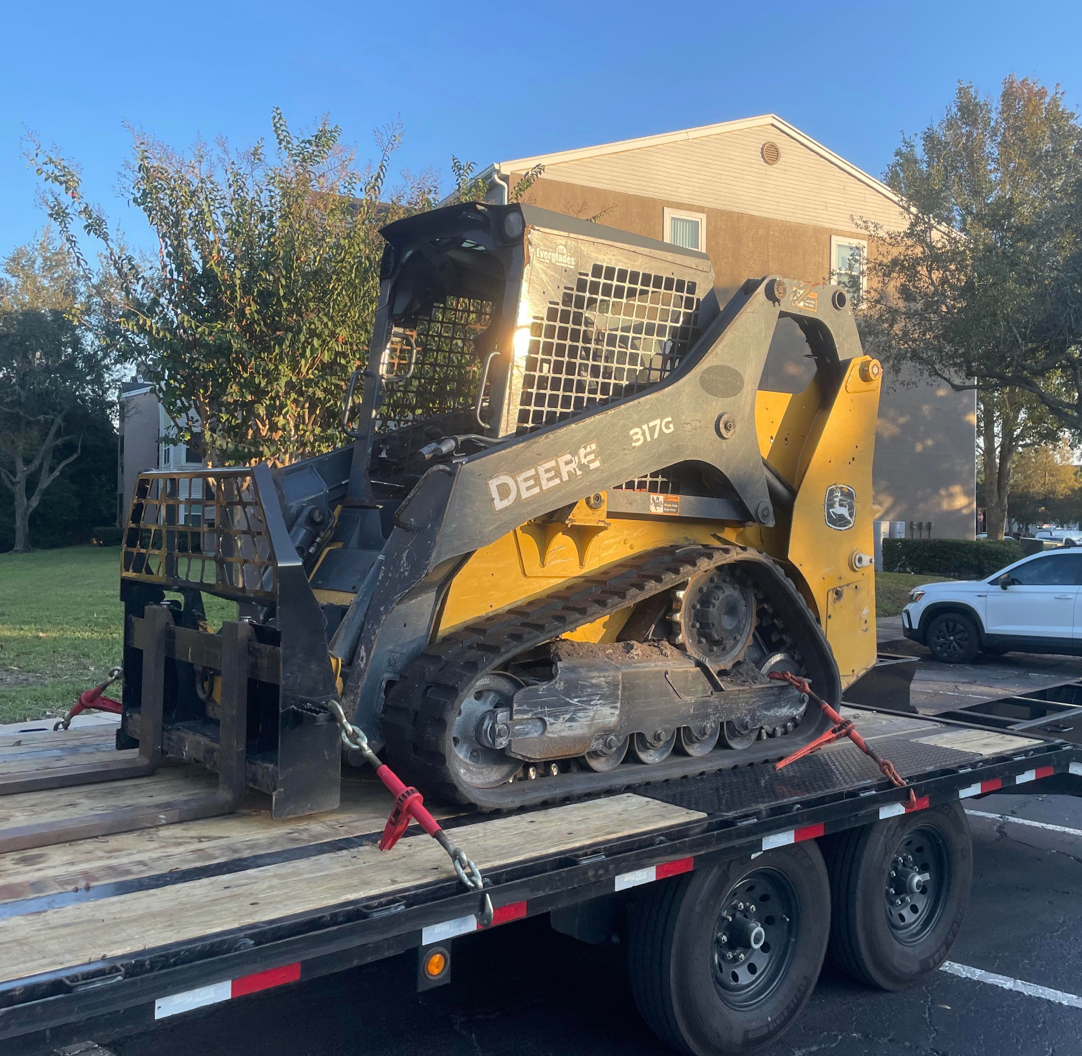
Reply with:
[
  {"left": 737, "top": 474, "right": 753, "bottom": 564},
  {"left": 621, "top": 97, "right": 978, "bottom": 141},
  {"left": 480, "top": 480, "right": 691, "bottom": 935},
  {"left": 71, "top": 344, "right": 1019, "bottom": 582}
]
[
  {"left": 502, "top": 209, "right": 525, "bottom": 240},
  {"left": 909, "top": 589, "right": 925, "bottom": 604}
]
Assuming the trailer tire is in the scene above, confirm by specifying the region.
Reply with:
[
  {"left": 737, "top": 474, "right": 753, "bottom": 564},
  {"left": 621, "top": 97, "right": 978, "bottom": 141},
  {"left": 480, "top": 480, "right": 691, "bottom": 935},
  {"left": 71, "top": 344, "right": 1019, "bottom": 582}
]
[
  {"left": 824, "top": 802, "right": 971, "bottom": 990},
  {"left": 628, "top": 842, "right": 830, "bottom": 1055}
]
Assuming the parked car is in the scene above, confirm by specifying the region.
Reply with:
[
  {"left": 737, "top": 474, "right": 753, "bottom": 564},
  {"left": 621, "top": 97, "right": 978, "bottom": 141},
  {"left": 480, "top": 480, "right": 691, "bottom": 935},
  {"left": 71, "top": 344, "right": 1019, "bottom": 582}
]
[
  {"left": 1035, "top": 528, "right": 1082, "bottom": 545},
  {"left": 902, "top": 548, "right": 1082, "bottom": 662}
]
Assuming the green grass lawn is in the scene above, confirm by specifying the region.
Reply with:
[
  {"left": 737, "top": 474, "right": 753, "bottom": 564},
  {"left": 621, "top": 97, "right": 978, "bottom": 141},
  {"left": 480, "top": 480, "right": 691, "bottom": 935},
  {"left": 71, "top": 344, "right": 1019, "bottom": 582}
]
[
  {"left": 0, "top": 546, "right": 234, "bottom": 724},
  {"left": 875, "top": 571, "right": 952, "bottom": 618}
]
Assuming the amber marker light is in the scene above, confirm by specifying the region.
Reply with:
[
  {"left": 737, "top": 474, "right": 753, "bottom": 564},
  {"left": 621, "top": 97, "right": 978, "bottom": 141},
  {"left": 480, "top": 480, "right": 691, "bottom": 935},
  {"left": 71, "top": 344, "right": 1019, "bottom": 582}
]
[{"left": 424, "top": 949, "right": 448, "bottom": 978}]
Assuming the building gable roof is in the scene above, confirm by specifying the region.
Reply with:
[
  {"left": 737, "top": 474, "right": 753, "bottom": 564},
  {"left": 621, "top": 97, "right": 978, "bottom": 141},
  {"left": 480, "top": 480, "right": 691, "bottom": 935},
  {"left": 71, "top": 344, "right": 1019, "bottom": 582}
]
[
  {"left": 491, "top": 114, "right": 905, "bottom": 214},
  {"left": 473, "top": 114, "right": 917, "bottom": 237}
]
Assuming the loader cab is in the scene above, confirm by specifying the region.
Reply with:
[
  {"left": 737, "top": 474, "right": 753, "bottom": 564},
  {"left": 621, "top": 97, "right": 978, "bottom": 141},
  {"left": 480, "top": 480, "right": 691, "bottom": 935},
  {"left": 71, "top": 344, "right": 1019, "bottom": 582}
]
[{"left": 352, "top": 202, "right": 718, "bottom": 505}]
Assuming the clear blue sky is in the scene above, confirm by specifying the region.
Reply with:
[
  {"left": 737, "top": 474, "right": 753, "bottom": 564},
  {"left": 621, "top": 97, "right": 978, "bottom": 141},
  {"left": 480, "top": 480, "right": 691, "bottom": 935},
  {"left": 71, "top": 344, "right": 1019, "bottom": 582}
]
[{"left": 2, "top": 0, "right": 1079, "bottom": 256}]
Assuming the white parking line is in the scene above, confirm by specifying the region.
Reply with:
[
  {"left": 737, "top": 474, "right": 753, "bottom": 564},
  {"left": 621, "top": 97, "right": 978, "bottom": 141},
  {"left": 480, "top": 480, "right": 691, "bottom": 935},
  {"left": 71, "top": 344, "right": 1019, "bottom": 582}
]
[
  {"left": 940, "top": 962, "right": 1082, "bottom": 1009},
  {"left": 964, "top": 809, "right": 1082, "bottom": 838}
]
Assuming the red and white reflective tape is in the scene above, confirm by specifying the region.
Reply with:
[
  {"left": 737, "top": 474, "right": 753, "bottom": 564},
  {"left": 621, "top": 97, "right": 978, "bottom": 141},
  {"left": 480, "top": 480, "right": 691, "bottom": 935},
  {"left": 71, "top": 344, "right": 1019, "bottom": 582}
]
[
  {"left": 421, "top": 900, "right": 527, "bottom": 945},
  {"left": 1014, "top": 764, "right": 1055, "bottom": 785},
  {"left": 154, "top": 963, "right": 301, "bottom": 1019},
  {"left": 959, "top": 765, "right": 1057, "bottom": 799},
  {"left": 761, "top": 822, "right": 824, "bottom": 851},
  {"left": 614, "top": 856, "right": 694, "bottom": 891},
  {"left": 879, "top": 795, "right": 930, "bottom": 819}
]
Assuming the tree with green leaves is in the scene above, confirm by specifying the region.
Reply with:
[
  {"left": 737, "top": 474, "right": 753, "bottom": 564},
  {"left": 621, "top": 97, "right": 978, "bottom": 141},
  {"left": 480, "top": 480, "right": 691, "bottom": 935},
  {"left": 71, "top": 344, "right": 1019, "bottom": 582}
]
[
  {"left": 33, "top": 112, "right": 442, "bottom": 465},
  {"left": 862, "top": 76, "right": 1082, "bottom": 538},
  {"left": 1003, "top": 440, "right": 1080, "bottom": 532},
  {"left": 0, "top": 229, "right": 118, "bottom": 551},
  {"left": 977, "top": 389, "right": 1062, "bottom": 538}
]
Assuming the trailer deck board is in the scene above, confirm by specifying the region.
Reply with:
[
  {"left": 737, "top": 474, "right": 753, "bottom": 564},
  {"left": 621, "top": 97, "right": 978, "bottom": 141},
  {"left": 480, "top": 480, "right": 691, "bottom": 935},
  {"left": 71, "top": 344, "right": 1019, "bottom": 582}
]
[
  {"left": 0, "top": 777, "right": 458, "bottom": 904},
  {"left": 0, "top": 766, "right": 222, "bottom": 828},
  {"left": 0, "top": 748, "right": 132, "bottom": 777},
  {"left": 912, "top": 729, "right": 1041, "bottom": 756},
  {"left": 0, "top": 793, "right": 703, "bottom": 985},
  {"left": 0, "top": 726, "right": 119, "bottom": 757}
]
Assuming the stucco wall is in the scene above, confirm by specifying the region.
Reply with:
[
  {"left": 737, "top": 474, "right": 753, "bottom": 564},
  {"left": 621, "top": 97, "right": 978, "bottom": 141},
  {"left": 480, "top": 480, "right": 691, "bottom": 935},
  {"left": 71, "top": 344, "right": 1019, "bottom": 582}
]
[
  {"left": 510, "top": 176, "right": 976, "bottom": 539},
  {"left": 118, "top": 390, "right": 159, "bottom": 524}
]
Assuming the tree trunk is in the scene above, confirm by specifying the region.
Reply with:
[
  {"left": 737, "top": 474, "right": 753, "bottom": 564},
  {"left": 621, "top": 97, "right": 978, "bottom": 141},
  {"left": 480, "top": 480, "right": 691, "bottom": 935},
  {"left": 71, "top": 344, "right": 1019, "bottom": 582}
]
[
  {"left": 981, "top": 395, "right": 1007, "bottom": 539},
  {"left": 11, "top": 476, "right": 30, "bottom": 553}
]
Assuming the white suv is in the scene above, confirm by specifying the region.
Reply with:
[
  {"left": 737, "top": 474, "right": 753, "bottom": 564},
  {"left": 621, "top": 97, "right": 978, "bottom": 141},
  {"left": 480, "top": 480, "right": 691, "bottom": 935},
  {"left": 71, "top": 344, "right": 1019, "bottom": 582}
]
[{"left": 902, "top": 548, "right": 1082, "bottom": 663}]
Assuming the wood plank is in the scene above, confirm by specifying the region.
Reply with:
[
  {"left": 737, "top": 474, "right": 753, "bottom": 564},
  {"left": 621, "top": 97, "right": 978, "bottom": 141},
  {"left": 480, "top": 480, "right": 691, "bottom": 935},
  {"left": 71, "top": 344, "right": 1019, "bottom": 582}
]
[
  {"left": 0, "top": 766, "right": 220, "bottom": 827},
  {"left": 0, "top": 794, "right": 704, "bottom": 984},
  {"left": 0, "top": 749, "right": 135, "bottom": 777},
  {"left": 0, "top": 727, "right": 117, "bottom": 757},
  {"left": 914, "top": 729, "right": 1039, "bottom": 757},
  {"left": 0, "top": 779, "right": 459, "bottom": 903}
]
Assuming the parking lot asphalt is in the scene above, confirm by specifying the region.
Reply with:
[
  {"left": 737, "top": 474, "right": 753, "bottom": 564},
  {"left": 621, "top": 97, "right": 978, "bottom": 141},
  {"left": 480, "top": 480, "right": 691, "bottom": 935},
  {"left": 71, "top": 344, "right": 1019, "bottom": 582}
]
[{"left": 99, "top": 787, "right": 1082, "bottom": 1056}]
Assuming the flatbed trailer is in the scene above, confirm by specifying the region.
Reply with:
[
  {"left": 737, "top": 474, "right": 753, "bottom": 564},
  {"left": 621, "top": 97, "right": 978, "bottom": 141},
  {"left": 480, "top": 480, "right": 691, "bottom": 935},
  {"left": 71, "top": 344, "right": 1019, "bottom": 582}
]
[{"left": 2, "top": 704, "right": 1080, "bottom": 1056}]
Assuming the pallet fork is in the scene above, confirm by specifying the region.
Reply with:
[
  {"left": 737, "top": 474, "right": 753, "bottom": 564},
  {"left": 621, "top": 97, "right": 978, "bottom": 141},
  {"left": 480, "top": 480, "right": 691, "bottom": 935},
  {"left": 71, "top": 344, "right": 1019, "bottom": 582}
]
[{"left": 0, "top": 465, "right": 341, "bottom": 853}]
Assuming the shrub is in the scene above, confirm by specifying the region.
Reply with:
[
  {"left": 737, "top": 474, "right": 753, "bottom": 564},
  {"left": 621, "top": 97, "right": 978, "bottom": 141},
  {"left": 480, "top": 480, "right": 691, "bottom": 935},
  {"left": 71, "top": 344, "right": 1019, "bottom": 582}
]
[
  {"left": 882, "top": 538, "right": 1023, "bottom": 579},
  {"left": 91, "top": 526, "right": 123, "bottom": 547}
]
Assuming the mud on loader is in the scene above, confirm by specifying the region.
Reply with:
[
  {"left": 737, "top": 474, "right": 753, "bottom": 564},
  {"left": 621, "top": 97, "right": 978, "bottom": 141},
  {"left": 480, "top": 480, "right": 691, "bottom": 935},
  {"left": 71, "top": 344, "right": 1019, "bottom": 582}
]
[{"left": 0, "top": 202, "right": 883, "bottom": 849}]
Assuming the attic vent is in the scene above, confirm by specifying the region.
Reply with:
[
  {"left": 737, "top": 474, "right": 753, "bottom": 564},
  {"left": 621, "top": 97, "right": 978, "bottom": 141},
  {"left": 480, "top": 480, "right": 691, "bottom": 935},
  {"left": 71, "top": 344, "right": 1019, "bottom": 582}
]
[{"left": 761, "top": 141, "right": 781, "bottom": 165}]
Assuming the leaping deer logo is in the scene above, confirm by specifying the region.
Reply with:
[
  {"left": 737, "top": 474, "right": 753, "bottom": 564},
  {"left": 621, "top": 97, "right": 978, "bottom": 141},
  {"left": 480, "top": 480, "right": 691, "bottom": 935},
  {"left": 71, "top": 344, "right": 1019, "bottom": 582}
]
[{"left": 825, "top": 484, "right": 856, "bottom": 530}]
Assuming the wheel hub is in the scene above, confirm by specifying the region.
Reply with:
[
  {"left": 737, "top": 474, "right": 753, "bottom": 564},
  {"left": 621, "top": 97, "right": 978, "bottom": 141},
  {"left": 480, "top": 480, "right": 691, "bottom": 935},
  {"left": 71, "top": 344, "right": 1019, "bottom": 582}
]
[
  {"left": 712, "top": 870, "right": 798, "bottom": 1008},
  {"left": 884, "top": 829, "right": 948, "bottom": 943}
]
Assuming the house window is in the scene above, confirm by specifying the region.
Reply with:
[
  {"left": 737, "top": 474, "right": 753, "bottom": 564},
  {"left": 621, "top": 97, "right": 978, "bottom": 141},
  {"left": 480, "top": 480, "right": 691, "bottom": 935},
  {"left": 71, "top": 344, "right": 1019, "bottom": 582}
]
[
  {"left": 184, "top": 431, "right": 205, "bottom": 466},
  {"left": 830, "top": 235, "right": 867, "bottom": 304},
  {"left": 160, "top": 443, "right": 171, "bottom": 467},
  {"left": 663, "top": 208, "right": 706, "bottom": 252}
]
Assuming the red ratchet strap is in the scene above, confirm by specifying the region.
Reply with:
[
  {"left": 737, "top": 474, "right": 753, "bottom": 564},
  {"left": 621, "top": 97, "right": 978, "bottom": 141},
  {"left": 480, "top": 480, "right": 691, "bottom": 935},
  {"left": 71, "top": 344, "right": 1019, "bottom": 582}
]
[
  {"left": 376, "top": 765, "right": 441, "bottom": 851},
  {"left": 768, "top": 670, "right": 916, "bottom": 805},
  {"left": 55, "top": 667, "right": 123, "bottom": 731}
]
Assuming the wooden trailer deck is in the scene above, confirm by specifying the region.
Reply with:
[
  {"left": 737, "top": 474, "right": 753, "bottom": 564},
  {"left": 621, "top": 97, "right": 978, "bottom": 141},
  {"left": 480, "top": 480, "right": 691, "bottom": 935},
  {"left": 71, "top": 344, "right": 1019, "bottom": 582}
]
[{"left": 0, "top": 707, "right": 1078, "bottom": 1050}]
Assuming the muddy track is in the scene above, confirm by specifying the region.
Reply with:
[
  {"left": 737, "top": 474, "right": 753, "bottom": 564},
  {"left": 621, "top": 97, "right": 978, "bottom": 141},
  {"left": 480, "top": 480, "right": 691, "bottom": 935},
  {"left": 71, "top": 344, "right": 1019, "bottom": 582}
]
[{"left": 380, "top": 543, "right": 841, "bottom": 810}]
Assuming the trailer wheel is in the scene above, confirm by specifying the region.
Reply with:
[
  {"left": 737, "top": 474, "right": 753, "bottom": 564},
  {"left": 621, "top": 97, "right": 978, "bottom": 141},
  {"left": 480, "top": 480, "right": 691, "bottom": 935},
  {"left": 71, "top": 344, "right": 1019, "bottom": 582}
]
[
  {"left": 628, "top": 843, "right": 830, "bottom": 1055},
  {"left": 824, "top": 801, "right": 972, "bottom": 990}
]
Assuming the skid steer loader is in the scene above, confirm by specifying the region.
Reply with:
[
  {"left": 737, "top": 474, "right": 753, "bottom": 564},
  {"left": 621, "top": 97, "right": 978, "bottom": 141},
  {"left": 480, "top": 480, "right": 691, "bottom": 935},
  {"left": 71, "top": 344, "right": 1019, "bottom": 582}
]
[{"left": 1, "top": 202, "right": 882, "bottom": 843}]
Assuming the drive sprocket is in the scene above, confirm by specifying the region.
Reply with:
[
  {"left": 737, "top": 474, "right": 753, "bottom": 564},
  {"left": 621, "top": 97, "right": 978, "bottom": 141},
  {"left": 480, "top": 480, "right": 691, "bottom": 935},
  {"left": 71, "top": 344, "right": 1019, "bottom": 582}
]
[{"left": 670, "top": 566, "right": 757, "bottom": 670}]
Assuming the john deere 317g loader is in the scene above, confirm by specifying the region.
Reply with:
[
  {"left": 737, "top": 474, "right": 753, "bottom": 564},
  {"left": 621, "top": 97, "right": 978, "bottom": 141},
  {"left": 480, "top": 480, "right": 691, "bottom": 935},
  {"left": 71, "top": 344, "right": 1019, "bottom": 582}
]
[{"left": 2, "top": 202, "right": 882, "bottom": 839}]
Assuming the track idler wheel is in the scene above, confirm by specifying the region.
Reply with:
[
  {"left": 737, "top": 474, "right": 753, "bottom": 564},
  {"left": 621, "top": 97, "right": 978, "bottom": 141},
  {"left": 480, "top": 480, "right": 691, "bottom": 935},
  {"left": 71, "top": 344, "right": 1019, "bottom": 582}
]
[
  {"left": 632, "top": 729, "right": 677, "bottom": 764},
  {"left": 679, "top": 720, "right": 721, "bottom": 757},
  {"left": 583, "top": 735, "right": 629, "bottom": 773},
  {"left": 721, "top": 721, "right": 758, "bottom": 751},
  {"left": 448, "top": 673, "right": 523, "bottom": 788}
]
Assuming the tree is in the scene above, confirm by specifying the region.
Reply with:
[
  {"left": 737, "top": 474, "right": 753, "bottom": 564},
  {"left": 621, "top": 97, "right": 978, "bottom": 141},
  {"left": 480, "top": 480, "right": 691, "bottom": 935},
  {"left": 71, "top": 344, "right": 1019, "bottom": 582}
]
[
  {"left": 0, "top": 230, "right": 118, "bottom": 551},
  {"left": 1005, "top": 441, "right": 1080, "bottom": 531},
  {"left": 32, "top": 112, "right": 441, "bottom": 465},
  {"left": 977, "top": 389, "right": 1061, "bottom": 538},
  {"left": 861, "top": 76, "right": 1082, "bottom": 537}
]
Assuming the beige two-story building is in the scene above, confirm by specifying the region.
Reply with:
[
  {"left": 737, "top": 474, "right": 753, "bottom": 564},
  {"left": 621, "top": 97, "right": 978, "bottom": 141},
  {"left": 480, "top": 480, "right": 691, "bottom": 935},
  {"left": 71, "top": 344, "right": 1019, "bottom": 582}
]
[{"left": 477, "top": 115, "right": 976, "bottom": 538}]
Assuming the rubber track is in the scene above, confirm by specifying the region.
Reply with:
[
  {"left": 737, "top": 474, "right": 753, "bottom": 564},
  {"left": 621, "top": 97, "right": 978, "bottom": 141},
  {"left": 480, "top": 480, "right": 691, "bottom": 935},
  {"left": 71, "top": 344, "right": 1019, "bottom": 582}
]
[{"left": 381, "top": 543, "right": 838, "bottom": 809}]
